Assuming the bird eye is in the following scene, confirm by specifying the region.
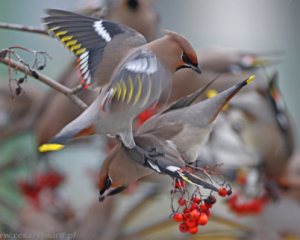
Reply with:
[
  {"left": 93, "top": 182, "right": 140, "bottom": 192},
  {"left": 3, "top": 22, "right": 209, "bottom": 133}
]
[
  {"left": 182, "top": 53, "right": 189, "bottom": 64},
  {"left": 127, "top": 0, "right": 139, "bottom": 10}
]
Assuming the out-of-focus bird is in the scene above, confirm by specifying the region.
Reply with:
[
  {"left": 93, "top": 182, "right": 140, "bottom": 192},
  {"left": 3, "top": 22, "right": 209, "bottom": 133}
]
[
  {"left": 99, "top": 0, "right": 159, "bottom": 42},
  {"left": 228, "top": 72, "right": 295, "bottom": 180},
  {"left": 39, "top": 9, "right": 201, "bottom": 155},
  {"left": 137, "top": 76, "right": 255, "bottom": 163},
  {"left": 169, "top": 47, "right": 284, "bottom": 104},
  {"left": 36, "top": 0, "right": 160, "bottom": 145}
]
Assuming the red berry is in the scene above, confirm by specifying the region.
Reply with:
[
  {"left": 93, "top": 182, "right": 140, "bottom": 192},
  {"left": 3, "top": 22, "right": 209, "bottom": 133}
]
[
  {"left": 204, "top": 209, "right": 211, "bottom": 218},
  {"left": 183, "top": 207, "right": 190, "bottom": 213},
  {"left": 193, "top": 197, "right": 201, "bottom": 204},
  {"left": 205, "top": 202, "right": 213, "bottom": 208},
  {"left": 192, "top": 209, "right": 200, "bottom": 220},
  {"left": 178, "top": 197, "right": 185, "bottom": 206},
  {"left": 190, "top": 203, "right": 197, "bottom": 210},
  {"left": 197, "top": 213, "right": 208, "bottom": 226},
  {"left": 200, "top": 204, "right": 207, "bottom": 211},
  {"left": 185, "top": 218, "right": 196, "bottom": 228},
  {"left": 173, "top": 213, "right": 183, "bottom": 222},
  {"left": 179, "top": 223, "right": 189, "bottom": 233},
  {"left": 218, "top": 188, "right": 228, "bottom": 197},
  {"left": 189, "top": 226, "right": 199, "bottom": 234},
  {"left": 183, "top": 213, "right": 189, "bottom": 222},
  {"left": 180, "top": 180, "right": 184, "bottom": 186},
  {"left": 188, "top": 211, "right": 198, "bottom": 221}
]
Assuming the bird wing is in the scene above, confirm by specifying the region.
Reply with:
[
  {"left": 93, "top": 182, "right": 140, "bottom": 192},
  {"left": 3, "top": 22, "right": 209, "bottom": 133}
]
[
  {"left": 42, "top": 9, "right": 147, "bottom": 88},
  {"left": 123, "top": 134, "right": 219, "bottom": 192},
  {"left": 101, "top": 48, "right": 171, "bottom": 114}
]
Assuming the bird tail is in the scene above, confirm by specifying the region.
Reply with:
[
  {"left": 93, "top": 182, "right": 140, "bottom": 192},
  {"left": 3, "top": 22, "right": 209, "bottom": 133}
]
[
  {"left": 163, "top": 166, "right": 219, "bottom": 192},
  {"left": 202, "top": 75, "right": 255, "bottom": 123},
  {"left": 38, "top": 108, "right": 96, "bottom": 153}
]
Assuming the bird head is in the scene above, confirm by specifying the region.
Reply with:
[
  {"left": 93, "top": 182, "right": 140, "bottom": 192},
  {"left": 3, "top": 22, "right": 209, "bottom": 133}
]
[
  {"left": 98, "top": 174, "right": 126, "bottom": 202},
  {"left": 162, "top": 30, "right": 201, "bottom": 74}
]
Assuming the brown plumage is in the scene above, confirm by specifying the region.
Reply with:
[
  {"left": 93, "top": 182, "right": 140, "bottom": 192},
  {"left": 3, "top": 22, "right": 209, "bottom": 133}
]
[
  {"left": 98, "top": 133, "right": 218, "bottom": 201},
  {"left": 39, "top": 9, "right": 201, "bottom": 153},
  {"left": 36, "top": 1, "right": 159, "bottom": 145}
]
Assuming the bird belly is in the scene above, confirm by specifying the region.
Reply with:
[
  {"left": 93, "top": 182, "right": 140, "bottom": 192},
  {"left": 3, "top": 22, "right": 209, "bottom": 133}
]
[
  {"left": 172, "top": 124, "right": 213, "bottom": 162},
  {"left": 93, "top": 112, "right": 133, "bottom": 136}
]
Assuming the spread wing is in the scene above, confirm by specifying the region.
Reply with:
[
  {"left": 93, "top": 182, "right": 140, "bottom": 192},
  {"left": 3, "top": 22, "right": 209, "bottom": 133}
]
[
  {"left": 101, "top": 48, "right": 171, "bottom": 115},
  {"left": 42, "top": 9, "right": 146, "bottom": 88}
]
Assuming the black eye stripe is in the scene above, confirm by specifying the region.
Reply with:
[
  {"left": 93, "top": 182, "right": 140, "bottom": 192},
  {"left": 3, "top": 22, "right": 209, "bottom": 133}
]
[{"left": 182, "top": 52, "right": 198, "bottom": 66}]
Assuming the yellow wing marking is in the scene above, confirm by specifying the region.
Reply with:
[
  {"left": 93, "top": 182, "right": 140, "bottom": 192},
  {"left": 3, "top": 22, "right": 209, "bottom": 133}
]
[
  {"left": 76, "top": 48, "right": 86, "bottom": 55},
  {"left": 179, "top": 172, "right": 194, "bottom": 185},
  {"left": 70, "top": 44, "right": 82, "bottom": 51},
  {"left": 142, "top": 74, "right": 152, "bottom": 107},
  {"left": 112, "top": 85, "right": 117, "bottom": 98},
  {"left": 116, "top": 83, "right": 122, "bottom": 100},
  {"left": 65, "top": 40, "right": 77, "bottom": 47},
  {"left": 39, "top": 144, "right": 65, "bottom": 152},
  {"left": 54, "top": 31, "right": 68, "bottom": 37},
  {"left": 120, "top": 79, "right": 127, "bottom": 102},
  {"left": 60, "top": 36, "right": 73, "bottom": 42},
  {"left": 127, "top": 75, "right": 134, "bottom": 104},
  {"left": 133, "top": 74, "right": 142, "bottom": 106},
  {"left": 49, "top": 27, "right": 60, "bottom": 32}
]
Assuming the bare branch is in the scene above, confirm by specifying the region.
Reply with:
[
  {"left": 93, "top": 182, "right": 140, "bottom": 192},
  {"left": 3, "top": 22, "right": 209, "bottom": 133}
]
[
  {"left": 0, "top": 57, "right": 88, "bottom": 110},
  {"left": 0, "top": 22, "right": 48, "bottom": 35}
]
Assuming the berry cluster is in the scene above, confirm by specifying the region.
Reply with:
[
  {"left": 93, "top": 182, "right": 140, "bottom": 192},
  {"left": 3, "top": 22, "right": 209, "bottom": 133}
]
[
  {"left": 228, "top": 193, "right": 269, "bottom": 215},
  {"left": 18, "top": 170, "right": 65, "bottom": 208},
  {"left": 171, "top": 181, "right": 231, "bottom": 234}
]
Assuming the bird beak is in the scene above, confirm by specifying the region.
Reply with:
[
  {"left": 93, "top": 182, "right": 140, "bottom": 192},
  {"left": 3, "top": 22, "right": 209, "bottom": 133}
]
[{"left": 192, "top": 64, "right": 201, "bottom": 74}]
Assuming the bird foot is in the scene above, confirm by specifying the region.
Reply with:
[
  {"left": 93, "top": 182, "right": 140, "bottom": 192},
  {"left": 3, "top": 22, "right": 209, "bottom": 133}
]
[{"left": 134, "top": 146, "right": 162, "bottom": 165}]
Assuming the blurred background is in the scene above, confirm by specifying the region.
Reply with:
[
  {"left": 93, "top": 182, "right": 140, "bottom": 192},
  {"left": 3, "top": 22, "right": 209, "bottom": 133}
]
[{"left": 0, "top": 0, "right": 300, "bottom": 239}]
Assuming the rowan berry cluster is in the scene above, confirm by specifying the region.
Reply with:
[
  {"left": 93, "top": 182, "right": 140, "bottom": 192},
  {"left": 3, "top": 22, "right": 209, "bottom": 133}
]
[
  {"left": 228, "top": 192, "right": 269, "bottom": 215},
  {"left": 171, "top": 178, "right": 231, "bottom": 234}
]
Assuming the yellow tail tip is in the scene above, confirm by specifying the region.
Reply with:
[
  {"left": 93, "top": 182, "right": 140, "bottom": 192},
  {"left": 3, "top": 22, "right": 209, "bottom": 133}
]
[
  {"left": 39, "top": 144, "right": 65, "bottom": 152},
  {"left": 246, "top": 75, "right": 255, "bottom": 84}
]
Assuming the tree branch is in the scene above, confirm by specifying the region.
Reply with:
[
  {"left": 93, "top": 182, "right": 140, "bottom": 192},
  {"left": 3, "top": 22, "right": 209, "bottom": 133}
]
[
  {"left": 0, "top": 57, "right": 88, "bottom": 110},
  {"left": 0, "top": 22, "right": 48, "bottom": 35}
]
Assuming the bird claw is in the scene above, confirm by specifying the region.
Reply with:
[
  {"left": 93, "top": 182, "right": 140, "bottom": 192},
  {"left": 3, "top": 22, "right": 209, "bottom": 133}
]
[{"left": 134, "top": 146, "right": 160, "bottom": 165}]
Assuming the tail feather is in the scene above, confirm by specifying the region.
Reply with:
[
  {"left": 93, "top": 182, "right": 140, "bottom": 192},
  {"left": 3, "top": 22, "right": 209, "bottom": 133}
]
[
  {"left": 39, "top": 125, "right": 94, "bottom": 152},
  {"left": 163, "top": 165, "right": 219, "bottom": 192}
]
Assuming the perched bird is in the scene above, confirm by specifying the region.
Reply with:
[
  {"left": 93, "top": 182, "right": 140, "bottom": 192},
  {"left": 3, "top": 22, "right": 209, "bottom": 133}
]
[
  {"left": 137, "top": 76, "right": 255, "bottom": 163},
  {"left": 98, "top": 134, "right": 218, "bottom": 201},
  {"left": 36, "top": 0, "right": 160, "bottom": 145},
  {"left": 39, "top": 9, "right": 201, "bottom": 156},
  {"left": 98, "top": 76, "right": 254, "bottom": 200}
]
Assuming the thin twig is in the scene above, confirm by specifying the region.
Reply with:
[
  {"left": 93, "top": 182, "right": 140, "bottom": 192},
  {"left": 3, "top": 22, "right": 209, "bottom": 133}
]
[
  {"left": 0, "top": 22, "right": 48, "bottom": 35},
  {"left": 0, "top": 57, "right": 88, "bottom": 110}
]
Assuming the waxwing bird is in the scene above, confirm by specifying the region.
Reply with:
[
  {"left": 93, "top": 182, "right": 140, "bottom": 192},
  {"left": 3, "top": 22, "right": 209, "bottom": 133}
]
[
  {"left": 39, "top": 9, "right": 201, "bottom": 153},
  {"left": 98, "top": 134, "right": 218, "bottom": 201},
  {"left": 100, "top": 0, "right": 159, "bottom": 42},
  {"left": 168, "top": 47, "right": 284, "bottom": 104},
  {"left": 36, "top": 1, "right": 160, "bottom": 145},
  {"left": 228, "top": 72, "right": 296, "bottom": 180},
  {"left": 137, "top": 76, "right": 255, "bottom": 163}
]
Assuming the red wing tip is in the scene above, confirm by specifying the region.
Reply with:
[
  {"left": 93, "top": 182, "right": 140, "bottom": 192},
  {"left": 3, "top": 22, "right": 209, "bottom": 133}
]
[{"left": 83, "top": 84, "right": 90, "bottom": 89}]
